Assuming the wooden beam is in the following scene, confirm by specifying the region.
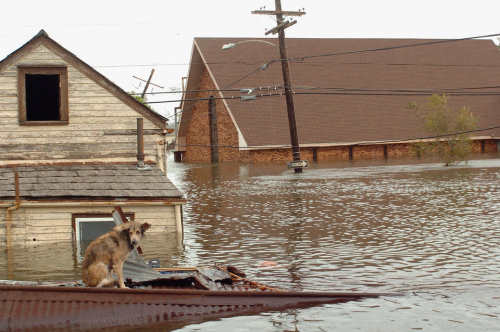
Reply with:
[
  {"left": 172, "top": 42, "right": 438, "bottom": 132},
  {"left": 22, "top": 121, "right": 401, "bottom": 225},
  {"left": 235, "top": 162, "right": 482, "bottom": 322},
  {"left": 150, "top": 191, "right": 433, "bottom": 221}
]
[
  {"left": 251, "top": 10, "right": 306, "bottom": 16},
  {"left": 265, "top": 20, "right": 296, "bottom": 35}
]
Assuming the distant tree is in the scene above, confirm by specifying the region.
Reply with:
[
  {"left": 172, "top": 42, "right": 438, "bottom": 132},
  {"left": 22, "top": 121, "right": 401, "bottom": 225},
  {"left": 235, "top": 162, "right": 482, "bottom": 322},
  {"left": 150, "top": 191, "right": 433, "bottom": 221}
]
[
  {"left": 408, "top": 94, "right": 477, "bottom": 166},
  {"left": 129, "top": 91, "right": 151, "bottom": 109}
]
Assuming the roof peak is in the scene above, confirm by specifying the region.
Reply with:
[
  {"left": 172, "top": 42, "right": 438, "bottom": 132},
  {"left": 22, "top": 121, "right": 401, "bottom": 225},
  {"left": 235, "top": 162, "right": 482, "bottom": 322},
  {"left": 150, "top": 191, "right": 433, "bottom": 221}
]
[{"left": 36, "top": 29, "right": 49, "bottom": 38}]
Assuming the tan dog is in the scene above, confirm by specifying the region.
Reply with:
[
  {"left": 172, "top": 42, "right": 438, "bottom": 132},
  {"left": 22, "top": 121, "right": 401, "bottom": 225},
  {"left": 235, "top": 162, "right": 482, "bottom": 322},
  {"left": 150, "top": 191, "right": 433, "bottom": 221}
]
[{"left": 81, "top": 221, "right": 151, "bottom": 288}]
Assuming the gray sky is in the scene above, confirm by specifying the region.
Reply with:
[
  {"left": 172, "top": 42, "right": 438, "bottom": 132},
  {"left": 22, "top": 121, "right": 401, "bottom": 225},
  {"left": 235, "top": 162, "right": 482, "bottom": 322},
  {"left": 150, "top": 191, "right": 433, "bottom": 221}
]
[{"left": 2, "top": 0, "right": 500, "bottom": 118}]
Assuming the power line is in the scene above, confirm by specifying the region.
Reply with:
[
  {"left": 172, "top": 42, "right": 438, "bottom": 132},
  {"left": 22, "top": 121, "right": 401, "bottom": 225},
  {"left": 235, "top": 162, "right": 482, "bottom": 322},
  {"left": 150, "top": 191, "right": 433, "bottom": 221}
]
[
  {"left": 287, "top": 33, "right": 500, "bottom": 62},
  {"left": 162, "top": 33, "right": 500, "bottom": 122},
  {"left": 296, "top": 60, "right": 500, "bottom": 69},
  {"left": 95, "top": 59, "right": 500, "bottom": 69},
  {"left": 137, "top": 86, "right": 285, "bottom": 95},
  {"left": 142, "top": 84, "right": 500, "bottom": 95},
  {"left": 222, "top": 61, "right": 276, "bottom": 89},
  {"left": 146, "top": 89, "right": 500, "bottom": 104},
  {"left": 176, "top": 32, "right": 500, "bottom": 103},
  {"left": 93, "top": 33, "right": 500, "bottom": 69},
  {"left": 93, "top": 60, "right": 271, "bottom": 68},
  {"left": 290, "top": 84, "right": 500, "bottom": 93}
]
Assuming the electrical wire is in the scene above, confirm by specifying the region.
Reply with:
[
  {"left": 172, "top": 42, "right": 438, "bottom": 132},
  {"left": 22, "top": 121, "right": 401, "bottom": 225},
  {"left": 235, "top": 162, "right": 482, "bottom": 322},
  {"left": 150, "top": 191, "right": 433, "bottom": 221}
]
[
  {"left": 287, "top": 33, "right": 500, "bottom": 62},
  {"left": 145, "top": 89, "right": 500, "bottom": 104},
  {"left": 155, "top": 32, "right": 500, "bottom": 121},
  {"left": 139, "top": 84, "right": 500, "bottom": 96},
  {"left": 96, "top": 33, "right": 500, "bottom": 70}
]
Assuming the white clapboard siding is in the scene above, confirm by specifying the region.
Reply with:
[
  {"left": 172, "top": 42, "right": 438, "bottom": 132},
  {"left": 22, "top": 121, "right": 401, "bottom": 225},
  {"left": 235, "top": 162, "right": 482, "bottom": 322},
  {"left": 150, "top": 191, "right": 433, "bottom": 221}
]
[{"left": 0, "top": 204, "right": 178, "bottom": 247}]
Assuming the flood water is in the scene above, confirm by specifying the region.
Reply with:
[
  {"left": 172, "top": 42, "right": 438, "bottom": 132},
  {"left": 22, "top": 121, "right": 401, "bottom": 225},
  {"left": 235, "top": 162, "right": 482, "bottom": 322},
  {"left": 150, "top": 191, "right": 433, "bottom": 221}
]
[{"left": 2, "top": 156, "right": 500, "bottom": 331}]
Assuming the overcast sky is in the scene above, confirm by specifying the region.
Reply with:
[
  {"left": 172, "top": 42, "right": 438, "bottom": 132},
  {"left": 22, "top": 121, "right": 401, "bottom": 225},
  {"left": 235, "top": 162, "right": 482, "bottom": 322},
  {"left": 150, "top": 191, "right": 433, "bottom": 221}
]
[{"left": 2, "top": 0, "right": 500, "bottom": 118}]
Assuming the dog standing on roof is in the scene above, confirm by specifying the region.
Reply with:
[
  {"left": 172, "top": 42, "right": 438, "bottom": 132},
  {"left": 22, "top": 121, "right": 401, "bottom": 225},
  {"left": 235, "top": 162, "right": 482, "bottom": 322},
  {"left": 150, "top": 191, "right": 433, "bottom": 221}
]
[{"left": 81, "top": 220, "right": 151, "bottom": 288}]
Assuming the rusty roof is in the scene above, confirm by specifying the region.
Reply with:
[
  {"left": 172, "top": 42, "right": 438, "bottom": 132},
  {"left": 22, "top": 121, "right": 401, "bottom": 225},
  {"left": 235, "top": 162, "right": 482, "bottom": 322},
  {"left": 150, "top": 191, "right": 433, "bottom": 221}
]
[
  {"left": 0, "top": 261, "right": 398, "bottom": 331},
  {"left": 0, "top": 164, "right": 182, "bottom": 200},
  {"left": 0, "top": 259, "right": 400, "bottom": 330},
  {"left": 182, "top": 37, "right": 500, "bottom": 148}
]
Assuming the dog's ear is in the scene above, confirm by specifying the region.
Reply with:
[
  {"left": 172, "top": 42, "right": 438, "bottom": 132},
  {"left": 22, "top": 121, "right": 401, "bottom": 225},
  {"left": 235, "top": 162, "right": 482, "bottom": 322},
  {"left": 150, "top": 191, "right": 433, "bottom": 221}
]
[
  {"left": 141, "top": 223, "right": 151, "bottom": 232},
  {"left": 121, "top": 227, "right": 130, "bottom": 238}
]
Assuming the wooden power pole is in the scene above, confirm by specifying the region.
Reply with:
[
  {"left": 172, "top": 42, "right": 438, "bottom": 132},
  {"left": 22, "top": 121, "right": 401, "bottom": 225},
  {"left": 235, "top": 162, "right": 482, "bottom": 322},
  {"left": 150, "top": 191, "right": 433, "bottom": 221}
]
[
  {"left": 252, "top": 0, "right": 306, "bottom": 173},
  {"left": 132, "top": 69, "right": 164, "bottom": 99}
]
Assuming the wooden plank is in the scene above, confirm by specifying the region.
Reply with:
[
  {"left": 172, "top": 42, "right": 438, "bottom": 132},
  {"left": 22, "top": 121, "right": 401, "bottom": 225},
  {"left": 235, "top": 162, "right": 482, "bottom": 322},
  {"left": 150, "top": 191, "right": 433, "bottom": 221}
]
[
  {"left": 0, "top": 130, "right": 103, "bottom": 138},
  {"left": 17, "top": 59, "right": 67, "bottom": 66},
  {"left": 0, "top": 96, "right": 17, "bottom": 103},
  {"left": 68, "top": 90, "right": 112, "bottom": 98},
  {"left": 26, "top": 218, "right": 71, "bottom": 227},
  {"left": 0, "top": 135, "right": 161, "bottom": 145},
  {"left": 24, "top": 232, "right": 72, "bottom": 242},
  {"left": 0, "top": 104, "right": 17, "bottom": 111},
  {"left": 0, "top": 85, "right": 15, "bottom": 91},
  {"left": 1, "top": 150, "right": 136, "bottom": 161},
  {"left": 68, "top": 83, "right": 110, "bottom": 91},
  {"left": 0, "top": 71, "right": 17, "bottom": 78},
  {"left": 68, "top": 76, "right": 101, "bottom": 84},
  {"left": 0, "top": 141, "right": 157, "bottom": 152},
  {"left": 25, "top": 226, "right": 72, "bottom": 234},
  {"left": 69, "top": 103, "right": 135, "bottom": 111},
  {"left": 69, "top": 95, "right": 126, "bottom": 103},
  {"left": 0, "top": 122, "right": 153, "bottom": 131}
]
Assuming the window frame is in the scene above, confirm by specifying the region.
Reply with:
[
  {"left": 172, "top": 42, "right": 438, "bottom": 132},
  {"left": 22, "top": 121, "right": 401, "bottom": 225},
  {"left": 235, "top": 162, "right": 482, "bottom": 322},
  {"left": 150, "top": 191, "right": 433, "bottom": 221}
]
[
  {"left": 17, "top": 66, "right": 69, "bottom": 125},
  {"left": 72, "top": 213, "right": 135, "bottom": 260}
]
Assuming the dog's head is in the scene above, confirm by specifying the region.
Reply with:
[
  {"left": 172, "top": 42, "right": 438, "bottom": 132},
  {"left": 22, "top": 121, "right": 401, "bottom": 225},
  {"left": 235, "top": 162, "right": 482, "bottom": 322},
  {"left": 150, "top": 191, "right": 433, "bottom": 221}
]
[{"left": 121, "top": 221, "right": 151, "bottom": 248}]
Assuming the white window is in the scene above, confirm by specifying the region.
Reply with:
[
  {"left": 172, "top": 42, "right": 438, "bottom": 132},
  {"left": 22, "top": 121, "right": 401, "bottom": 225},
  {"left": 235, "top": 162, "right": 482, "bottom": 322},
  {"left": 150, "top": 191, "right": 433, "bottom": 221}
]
[{"left": 73, "top": 214, "right": 132, "bottom": 260}]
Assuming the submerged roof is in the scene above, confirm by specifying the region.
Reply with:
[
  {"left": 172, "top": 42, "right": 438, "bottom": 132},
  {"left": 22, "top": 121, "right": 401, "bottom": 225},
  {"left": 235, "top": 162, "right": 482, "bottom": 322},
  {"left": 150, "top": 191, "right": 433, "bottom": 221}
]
[
  {"left": 0, "top": 164, "right": 182, "bottom": 200},
  {"left": 184, "top": 37, "right": 500, "bottom": 148},
  {"left": 0, "top": 30, "right": 167, "bottom": 130}
]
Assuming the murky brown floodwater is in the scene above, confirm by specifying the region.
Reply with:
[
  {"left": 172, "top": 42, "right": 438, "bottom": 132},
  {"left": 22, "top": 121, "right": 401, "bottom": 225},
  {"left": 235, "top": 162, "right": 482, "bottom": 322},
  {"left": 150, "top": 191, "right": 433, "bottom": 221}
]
[{"left": 1, "top": 155, "right": 500, "bottom": 331}]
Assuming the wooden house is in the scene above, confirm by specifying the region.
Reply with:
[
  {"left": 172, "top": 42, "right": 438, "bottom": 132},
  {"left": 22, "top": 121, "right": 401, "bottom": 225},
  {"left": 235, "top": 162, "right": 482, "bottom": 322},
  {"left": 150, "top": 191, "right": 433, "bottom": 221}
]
[
  {"left": 0, "top": 30, "right": 185, "bottom": 248},
  {"left": 176, "top": 37, "right": 500, "bottom": 162}
]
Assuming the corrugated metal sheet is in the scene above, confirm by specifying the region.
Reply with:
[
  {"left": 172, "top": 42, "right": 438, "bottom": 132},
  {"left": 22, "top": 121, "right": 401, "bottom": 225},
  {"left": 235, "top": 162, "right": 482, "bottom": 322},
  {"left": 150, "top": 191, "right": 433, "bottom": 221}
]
[
  {"left": 0, "top": 264, "right": 399, "bottom": 331},
  {"left": 0, "top": 284, "right": 392, "bottom": 331}
]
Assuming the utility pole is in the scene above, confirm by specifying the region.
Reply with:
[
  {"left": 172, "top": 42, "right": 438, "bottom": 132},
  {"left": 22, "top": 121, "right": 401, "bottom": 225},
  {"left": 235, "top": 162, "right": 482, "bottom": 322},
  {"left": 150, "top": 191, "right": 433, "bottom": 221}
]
[
  {"left": 132, "top": 69, "right": 164, "bottom": 99},
  {"left": 141, "top": 69, "right": 155, "bottom": 99},
  {"left": 252, "top": 0, "right": 306, "bottom": 173}
]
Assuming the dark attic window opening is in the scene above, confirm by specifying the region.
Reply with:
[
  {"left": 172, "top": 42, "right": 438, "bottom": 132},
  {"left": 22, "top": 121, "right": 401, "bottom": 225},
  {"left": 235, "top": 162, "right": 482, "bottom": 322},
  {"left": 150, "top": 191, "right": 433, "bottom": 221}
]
[
  {"left": 18, "top": 66, "right": 69, "bottom": 125},
  {"left": 25, "top": 74, "right": 60, "bottom": 121}
]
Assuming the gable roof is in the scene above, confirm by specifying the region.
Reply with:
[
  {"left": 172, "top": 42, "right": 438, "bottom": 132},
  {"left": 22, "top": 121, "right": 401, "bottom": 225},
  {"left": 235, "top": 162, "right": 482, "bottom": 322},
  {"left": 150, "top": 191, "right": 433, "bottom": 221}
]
[
  {"left": 184, "top": 37, "right": 500, "bottom": 148},
  {"left": 0, "top": 30, "right": 167, "bottom": 130},
  {"left": 0, "top": 164, "right": 183, "bottom": 200}
]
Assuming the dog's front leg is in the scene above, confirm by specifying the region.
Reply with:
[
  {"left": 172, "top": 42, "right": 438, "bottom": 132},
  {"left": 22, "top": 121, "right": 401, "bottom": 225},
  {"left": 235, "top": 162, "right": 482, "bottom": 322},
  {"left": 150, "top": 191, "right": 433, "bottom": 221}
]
[{"left": 115, "top": 260, "right": 127, "bottom": 288}]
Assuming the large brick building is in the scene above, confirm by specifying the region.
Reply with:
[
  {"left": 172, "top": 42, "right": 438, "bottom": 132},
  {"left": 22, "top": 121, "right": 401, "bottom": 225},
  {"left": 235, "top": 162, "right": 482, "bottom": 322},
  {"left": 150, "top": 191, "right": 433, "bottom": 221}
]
[{"left": 175, "top": 37, "right": 500, "bottom": 163}]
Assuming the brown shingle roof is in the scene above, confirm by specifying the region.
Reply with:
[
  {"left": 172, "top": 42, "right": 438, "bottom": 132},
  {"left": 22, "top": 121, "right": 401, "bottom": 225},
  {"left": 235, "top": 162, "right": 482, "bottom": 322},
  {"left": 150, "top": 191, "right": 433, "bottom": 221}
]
[
  {"left": 187, "top": 37, "right": 500, "bottom": 148},
  {"left": 0, "top": 164, "right": 182, "bottom": 200}
]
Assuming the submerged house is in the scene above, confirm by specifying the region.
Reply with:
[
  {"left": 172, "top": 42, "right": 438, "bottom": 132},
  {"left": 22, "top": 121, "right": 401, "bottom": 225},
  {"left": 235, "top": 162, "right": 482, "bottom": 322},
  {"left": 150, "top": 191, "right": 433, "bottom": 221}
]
[
  {"left": 0, "top": 30, "right": 184, "bottom": 248},
  {"left": 176, "top": 37, "right": 500, "bottom": 162}
]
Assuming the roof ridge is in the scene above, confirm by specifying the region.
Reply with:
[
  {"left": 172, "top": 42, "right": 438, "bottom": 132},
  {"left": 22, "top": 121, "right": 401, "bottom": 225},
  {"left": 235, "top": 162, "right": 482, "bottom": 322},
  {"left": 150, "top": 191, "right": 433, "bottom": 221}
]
[{"left": 36, "top": 29, "right": 49, "bottom": 37}]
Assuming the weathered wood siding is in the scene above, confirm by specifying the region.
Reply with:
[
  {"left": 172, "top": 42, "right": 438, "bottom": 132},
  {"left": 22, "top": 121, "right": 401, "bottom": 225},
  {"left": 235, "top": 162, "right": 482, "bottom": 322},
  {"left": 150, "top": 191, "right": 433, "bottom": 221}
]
[
  {"left": 0, "top": 44, "right": 165, "bottom": 165},
  {"left": 0, "top": 203, "right": 178, "bottom": 247}
]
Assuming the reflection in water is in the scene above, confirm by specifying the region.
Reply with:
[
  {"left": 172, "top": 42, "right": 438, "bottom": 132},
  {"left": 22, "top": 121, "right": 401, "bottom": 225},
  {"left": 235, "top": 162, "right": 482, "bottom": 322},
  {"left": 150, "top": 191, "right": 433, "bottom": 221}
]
[
  {"left": 166, "top": 157, "right": 500, "bottom": 331},
  {"left": 169, "top": 159, "right": 500, "bottom": 295},
  {"left": 1, "top": 156, "right": 499, "bottom": 331}
]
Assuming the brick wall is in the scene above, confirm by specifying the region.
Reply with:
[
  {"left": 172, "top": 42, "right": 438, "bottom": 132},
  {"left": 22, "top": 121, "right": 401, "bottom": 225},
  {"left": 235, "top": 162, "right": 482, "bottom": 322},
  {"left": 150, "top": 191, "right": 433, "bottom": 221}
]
[
  {"left": 182, "top": 68, "right": 498, "bottom": 163},
  {"left": 183, "top": 69, "right": 214, "bottom": 162}
]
